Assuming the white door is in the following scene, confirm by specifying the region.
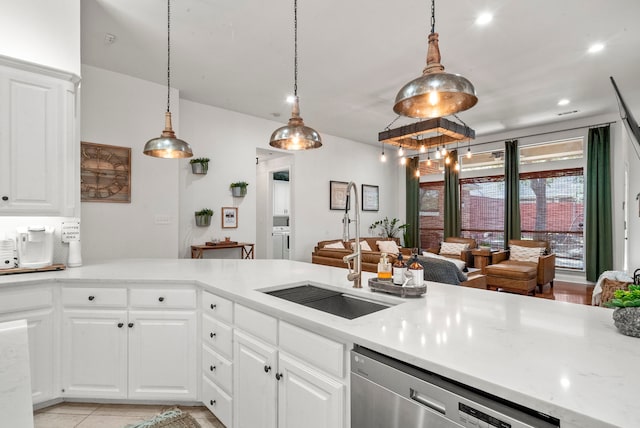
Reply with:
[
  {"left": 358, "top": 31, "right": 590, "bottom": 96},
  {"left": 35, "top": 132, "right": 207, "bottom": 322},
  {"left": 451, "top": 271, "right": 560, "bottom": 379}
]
[
  {"left": 61, "top": 310, "right": 127, "bottom": 398},
  {"left": 234, "top": 330, "right": 277, "bottom": 428},
  {"left": 128, "top": 310, "right": 197, "bottom": 400},
  {"left": 0, "top": 308, "right": 54, "bottom": 404},
  {"left": 278, "top": 353, "right": 345, "bottom": 428}
]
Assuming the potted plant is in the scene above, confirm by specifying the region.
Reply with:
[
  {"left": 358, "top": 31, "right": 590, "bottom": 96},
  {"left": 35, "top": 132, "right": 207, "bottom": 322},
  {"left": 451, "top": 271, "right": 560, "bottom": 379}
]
[
  {"left": 230, "top": 181, "right": 249, "bottom": 197},
  {"left": 369, "top": 217, "right": 408, "bottom": 238},
  {"left": 189, "top": 157, "right": 210, "bottom": 174},
  {"left": 605, "top": 285, "right": 640, "bottom": 337},
  {"left": 194, "top": 208, "right": 213, "bottom": 227}
]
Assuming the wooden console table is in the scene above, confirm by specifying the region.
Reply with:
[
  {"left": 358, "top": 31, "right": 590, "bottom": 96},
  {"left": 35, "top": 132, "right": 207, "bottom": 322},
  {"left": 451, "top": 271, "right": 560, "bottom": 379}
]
[{"left": 191, "top": 243, "right": 255, "bottom": 259}]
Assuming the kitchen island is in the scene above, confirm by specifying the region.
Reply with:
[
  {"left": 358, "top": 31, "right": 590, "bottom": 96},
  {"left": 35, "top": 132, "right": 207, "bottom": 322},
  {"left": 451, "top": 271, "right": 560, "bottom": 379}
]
[{"left": 0, "top": 258, "right": 634, "bottom": 427}]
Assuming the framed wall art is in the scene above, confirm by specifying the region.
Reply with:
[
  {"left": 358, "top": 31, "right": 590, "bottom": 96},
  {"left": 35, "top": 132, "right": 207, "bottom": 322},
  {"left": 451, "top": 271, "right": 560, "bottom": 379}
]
[
  {"left": 361, "top": 184, "right": 379, "bottom": 211},
  {"left": 330, "top": 181, "right": 350, "bottom": 211},
  {"left": 80, "top": 141, "right": 131, "bottom": 203},
  {"left": 221, "top": 207, "right": 238, "bottom": 228}
]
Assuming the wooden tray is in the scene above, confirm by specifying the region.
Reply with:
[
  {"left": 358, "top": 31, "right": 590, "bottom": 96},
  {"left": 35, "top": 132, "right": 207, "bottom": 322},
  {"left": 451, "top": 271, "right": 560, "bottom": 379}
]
[
  {"left": 368, "top": 278, "right": 426, "bottom": 297},
  {"left": 205, "top": 241, "right": 238, "bottom": 246},
  {"left": 0, "top": 264, "right": 66, "bottom": 276}
]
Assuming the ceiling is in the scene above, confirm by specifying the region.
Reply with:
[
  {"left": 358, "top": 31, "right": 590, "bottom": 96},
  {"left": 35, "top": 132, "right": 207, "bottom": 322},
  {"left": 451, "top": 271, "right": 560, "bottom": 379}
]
[{"left": 81, "top": 0, "right": 640, "bottom": 147}]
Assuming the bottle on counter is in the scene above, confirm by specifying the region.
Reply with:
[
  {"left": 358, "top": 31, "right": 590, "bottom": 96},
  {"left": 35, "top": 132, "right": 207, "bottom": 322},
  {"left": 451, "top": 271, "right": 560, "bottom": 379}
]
[
  {"left": 407, "top": 254, "right": 424, "bottom": 287},
  {"left": 392, "top": 253, "right": 407, "bottom": 285},
  {"left": 377, "top": 253, "right": 392, "bottom": 280}
]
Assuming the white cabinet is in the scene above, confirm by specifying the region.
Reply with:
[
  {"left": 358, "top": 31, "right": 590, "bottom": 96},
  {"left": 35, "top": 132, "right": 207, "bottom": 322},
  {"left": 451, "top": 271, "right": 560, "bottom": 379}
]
[
  {"left": 0, "top": 286, "right": 56, "bottom": 404},
  {"left": 61, "top": 285, "right": 197, "bottom": 401},
  {"left": 273, "top": 180, "right": 290, "bottom": 216},
  {"left": 0, "top": 59, "right": 78, "bottom": 216}
]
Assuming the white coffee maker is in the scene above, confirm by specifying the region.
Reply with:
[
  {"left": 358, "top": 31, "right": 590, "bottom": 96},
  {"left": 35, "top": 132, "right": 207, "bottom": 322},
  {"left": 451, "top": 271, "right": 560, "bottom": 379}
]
[{"left": 16, "top": 226, "right": 54, "bottom": 269}]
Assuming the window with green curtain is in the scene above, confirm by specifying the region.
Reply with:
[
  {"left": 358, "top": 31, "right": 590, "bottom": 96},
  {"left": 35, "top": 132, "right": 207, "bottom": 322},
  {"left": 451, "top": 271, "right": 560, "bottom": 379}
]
[
  {"left": 444, "top": 150, "right": 460, "bottom": 238},
  {"left": 585, "top": 125, "right": 613, "bottom": 282},
  {"left": 419, "top": 181, "right": 445, "bottom": 250},
  {"left": 405, "top": 157, "right": 420, "bottom": 248},
  {"left": 504, "top": 140, "right": 521, "bottom": 248}
]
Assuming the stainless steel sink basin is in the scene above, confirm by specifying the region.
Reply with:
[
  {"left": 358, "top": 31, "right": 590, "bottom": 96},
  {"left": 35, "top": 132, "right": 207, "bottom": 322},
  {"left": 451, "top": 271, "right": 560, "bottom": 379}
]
[{"left": 264, "top": 284, "right": 392, "bottom": 319}]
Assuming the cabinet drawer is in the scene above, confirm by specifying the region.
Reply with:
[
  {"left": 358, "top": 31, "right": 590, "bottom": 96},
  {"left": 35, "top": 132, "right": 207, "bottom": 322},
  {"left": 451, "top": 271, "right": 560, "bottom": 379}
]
[
  {"left": 202, "top": 345, "right": 232, "bottom": 394},
  {"left": 202, "top": 292, "right": 233, "bottom": 323},
  {"left": 235, "top": 304, "right": 277, "bottom": 345},
  {"left": 202, "top": 315, "right": 233, "bottom": 359},
  {"left": 280, "top": 321, "right": 345, "bottom": 379},
  {"left": 0, "top": 287, "right": 53, "bottom": 313},
  {"left": 130, "top": 289, "right": 196, "bottom": 309},
  {"left": 61, "top": 287, "right": 127, "bottom": 308},
  {"left": 202, "top": 376, "right": 232, "bottom": 428}
]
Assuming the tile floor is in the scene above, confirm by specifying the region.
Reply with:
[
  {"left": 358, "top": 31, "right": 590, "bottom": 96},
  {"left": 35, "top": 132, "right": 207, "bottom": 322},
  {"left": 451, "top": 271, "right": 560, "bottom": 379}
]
[{"left": 34, "top": 402, "right": 225, "bottom": 428}]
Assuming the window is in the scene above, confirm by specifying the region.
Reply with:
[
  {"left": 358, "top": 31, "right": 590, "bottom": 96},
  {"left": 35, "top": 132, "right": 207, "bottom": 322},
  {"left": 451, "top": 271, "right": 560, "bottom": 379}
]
[
  {"left": 419, "top": 182, "right": 444, "bottom": 250},
  {"left": 460, "top": 176, "right": 505, "bottom": 248}
]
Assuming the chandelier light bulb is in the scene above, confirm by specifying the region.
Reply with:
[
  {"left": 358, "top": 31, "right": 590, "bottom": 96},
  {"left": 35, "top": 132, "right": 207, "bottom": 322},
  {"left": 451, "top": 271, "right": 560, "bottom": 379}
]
[
  {"left": 400, "top": 157, "right": 407, "bottom": 165},
  {"left": 441, "top": 146, "right": 448, "bottom": 156},
  {"left": 466, "top": 147, "right": 472, "bottom": 158},
  {"left": 381, "top": 152, "right": 387, "bottom": 162},
  {"left": 454, "top": 162, "right": 460, "bottom": 171},
  {"left": 445, "top": 156, "right": 451, "bottom": 165},
  {"left": 398, "top": 146, "right": 405, "bottom": 156},
  {"left": 420, "top": 145, "right": 426, "bottom": 153},
  {"left": 427, "top": 158, "right": 432, "bottom": 166},
  {"left": 415, "top": 168, "right": 420, "bottom": 177},
  {"left": 435, "top": 150, "right": 441, "bottom": 160}
]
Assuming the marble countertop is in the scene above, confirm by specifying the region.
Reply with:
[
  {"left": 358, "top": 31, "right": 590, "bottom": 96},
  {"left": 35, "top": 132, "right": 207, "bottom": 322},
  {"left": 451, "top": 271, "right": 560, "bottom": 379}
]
[{"left": 1, "top": 259, "right": 634, "bottom": 427}]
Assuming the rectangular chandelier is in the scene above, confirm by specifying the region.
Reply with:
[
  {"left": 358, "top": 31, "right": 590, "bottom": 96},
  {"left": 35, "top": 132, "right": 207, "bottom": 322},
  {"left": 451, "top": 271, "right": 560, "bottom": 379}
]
[{"left": 378, "top": 117, "right": 475, "bottom": 150}]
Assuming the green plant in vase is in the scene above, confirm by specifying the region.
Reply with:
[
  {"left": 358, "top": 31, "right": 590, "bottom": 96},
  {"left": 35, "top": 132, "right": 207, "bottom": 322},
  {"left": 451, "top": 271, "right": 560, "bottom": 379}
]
[
  {"left": 189, "top": 157, "right": 210, "bottom": 174},
  {"left": 605, "top": 285, "right": 640, "bottom": 338},
  {"left": 230, "top": 181, "right": 249, "bottom": 197},
  {"left": 194, "top": 208, "right": 213, "bottom": 227}
]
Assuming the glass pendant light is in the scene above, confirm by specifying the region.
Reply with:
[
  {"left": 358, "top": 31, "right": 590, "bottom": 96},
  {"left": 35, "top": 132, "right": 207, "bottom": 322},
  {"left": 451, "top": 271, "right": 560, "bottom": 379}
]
[
  {"left": 380, "top": 142, "right": 387, "bottom": 162},
  {"left": 269, "top": 0, "right": 322, "bottom": 150},
  {"left": 394, "top": 0, "right": 478, "bottom": 118},
  {"left": 144, "top": 0, "right": 193, "bottom": 159}
]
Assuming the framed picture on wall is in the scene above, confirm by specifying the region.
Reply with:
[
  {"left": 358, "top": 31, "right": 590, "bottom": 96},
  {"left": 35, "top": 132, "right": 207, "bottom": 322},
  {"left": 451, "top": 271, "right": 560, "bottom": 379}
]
[
  {"left": 361, "top": 184, "right": 379, "bottom": 211},
  {"left": 80, "top": 141, "right": 131, "bottom": 203},
  {"left": 221, "top": 207, "right": 238, "bottom": 228},
  {"left": 330, "top": 181, "right": 350, "bottom": 210}
]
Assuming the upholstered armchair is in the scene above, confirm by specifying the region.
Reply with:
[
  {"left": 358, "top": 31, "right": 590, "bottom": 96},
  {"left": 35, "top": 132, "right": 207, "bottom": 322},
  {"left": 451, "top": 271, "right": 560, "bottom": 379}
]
[
  {"left": 426, "top": 237, "right": 477, "bottom": 267},
  {"left": 484, "top": 239, "right": 555, "bottom": 295}
]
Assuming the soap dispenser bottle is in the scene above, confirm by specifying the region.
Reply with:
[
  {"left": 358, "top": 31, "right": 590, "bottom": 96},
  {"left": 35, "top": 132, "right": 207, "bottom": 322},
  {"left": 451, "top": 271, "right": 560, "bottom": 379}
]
[
  {"left": 392, "top": 253, "right": 407, "bottom": 285},
  {"left": 377, "top": 253, "right": 392, "bottom": 280},
  {"left": 407, "top": 254, "right": 424, "bottom": 287}
]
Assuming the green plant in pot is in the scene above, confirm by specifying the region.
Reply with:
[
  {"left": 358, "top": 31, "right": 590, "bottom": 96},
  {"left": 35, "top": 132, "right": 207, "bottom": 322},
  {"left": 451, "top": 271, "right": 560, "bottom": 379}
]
[
  {"left": 189, "top": 157, "right": 210, "bottom": 174},
  {"left": 230, "top": 181, "right": 249, "bottom": 197},
  {"left": 194, "top": 208, "right": 213, "bottom": 227},
  {"left": 605, "top": 285, "right": 640, "bottom": 337}
]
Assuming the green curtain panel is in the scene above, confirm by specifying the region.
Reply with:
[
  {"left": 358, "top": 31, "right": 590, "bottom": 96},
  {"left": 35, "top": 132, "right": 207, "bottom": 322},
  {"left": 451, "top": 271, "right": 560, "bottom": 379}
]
[
  {"left": 586, "top": 125, "right": 613, "bottom": 282},
  {"left": 444, "top": 150, "right": 460, "bottom": 238},
  {"left": 504, "top": 140, "right": 521, "bottom": 248},
  {"left": 405, "top": 157, "right": 420, "bottom": 248}
]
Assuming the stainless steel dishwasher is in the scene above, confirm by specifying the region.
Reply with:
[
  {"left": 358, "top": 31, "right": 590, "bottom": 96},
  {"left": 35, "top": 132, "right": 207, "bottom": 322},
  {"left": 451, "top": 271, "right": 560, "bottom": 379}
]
[{"left": 351, "top": 345, "right": 560, "bottom": 428}]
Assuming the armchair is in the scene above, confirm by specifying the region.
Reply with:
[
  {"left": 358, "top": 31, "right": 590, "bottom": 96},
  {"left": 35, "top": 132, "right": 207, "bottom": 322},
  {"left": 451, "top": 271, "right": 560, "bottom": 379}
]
[
  {"left": 425, "top": 237, "right": 477, "bottom": 267},
  {"left": 484, "top": 239, "right": 555, "bottom": 295}
]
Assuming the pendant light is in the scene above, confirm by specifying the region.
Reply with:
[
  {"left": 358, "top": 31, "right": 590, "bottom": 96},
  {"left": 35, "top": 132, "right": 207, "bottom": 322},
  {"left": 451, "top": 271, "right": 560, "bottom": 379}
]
[
  {"left": 269, "top": 0, "right": 322, "bottom": 150},
  {"left": 144, "top": 0, "right": 193, "bottom": 159},
  {"left": 394, "top": 0, "right": 478, "bottom": 118}
]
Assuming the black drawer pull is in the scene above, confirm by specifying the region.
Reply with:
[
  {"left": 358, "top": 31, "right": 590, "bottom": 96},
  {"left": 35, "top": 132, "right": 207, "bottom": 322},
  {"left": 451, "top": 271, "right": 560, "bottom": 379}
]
[
  {"left": 128, "top": 323, "right": 134, "bottom": 328},
  {"left": 210, "top": 332, "right": 216, "bottom": 338},
  {"left": 275, "top": 373, "right": 283, "bottom": 381},
  {"left": 1, "top": 196, "right": 8, "bottom": 201},
  {"left": 117, "top": 323, "right": 124, "bottom": 328},
  {"left": 158, "top": 297, "right": 165, "bottom": 302},
  {"left": 210, "top": 303, "right": 217, "bottom": 310},
  {"left": 88, "top": 295, "right": 95, "bottom": 301},
  {"left": 210, "top": 400, "right": 216, "bottom": 406},
  {"left": 264, "top": 365, "right": 271, "bottom": 373},
  {"left": 210, "top": 365, "right": 216, "bottom": 371}
]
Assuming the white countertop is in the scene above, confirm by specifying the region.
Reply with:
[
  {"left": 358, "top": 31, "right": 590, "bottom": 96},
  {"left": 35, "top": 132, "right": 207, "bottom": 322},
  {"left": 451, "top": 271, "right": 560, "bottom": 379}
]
[{"left": 1, "top": 259, "right": 634, "bottom": 427}]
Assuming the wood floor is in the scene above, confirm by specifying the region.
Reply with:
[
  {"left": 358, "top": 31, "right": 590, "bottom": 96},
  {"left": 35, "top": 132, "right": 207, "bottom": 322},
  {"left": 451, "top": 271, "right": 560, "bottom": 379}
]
[{"left": 530, "top": 280, "right": 593, "bottom": 305}]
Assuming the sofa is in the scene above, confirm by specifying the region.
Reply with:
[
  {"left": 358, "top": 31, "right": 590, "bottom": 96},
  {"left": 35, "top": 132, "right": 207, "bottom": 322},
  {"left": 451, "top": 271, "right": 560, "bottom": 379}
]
[
  {"left": 311, "top": 237, "right": 411, "bottom": 273},
  {"left": 425, "top": 237, "right": 477, "bottom": 267}
]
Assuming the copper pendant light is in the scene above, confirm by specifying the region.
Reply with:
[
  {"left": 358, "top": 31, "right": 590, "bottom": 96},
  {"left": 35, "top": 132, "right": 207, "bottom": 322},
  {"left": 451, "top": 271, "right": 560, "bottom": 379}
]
[
  {"left": 269, "top": 0, "right": 322, "bottom": 150},
  {"left": 144, "top": 0, "right": 193, "bottom": 159},
  {"left": 394, "top": 0, "right": 478, "bottom": 119}
]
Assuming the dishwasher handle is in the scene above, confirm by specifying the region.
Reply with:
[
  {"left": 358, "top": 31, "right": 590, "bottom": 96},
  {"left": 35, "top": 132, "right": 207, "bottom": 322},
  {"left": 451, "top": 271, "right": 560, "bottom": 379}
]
[{"left": 410, "top": 388, "right": 446, "bottom": 415}]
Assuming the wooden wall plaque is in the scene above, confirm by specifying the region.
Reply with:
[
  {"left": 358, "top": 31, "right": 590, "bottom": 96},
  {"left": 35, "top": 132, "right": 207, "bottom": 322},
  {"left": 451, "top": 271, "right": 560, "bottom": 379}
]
[{"left": 80, "top": 142, "right": 131, "bottom": 203}]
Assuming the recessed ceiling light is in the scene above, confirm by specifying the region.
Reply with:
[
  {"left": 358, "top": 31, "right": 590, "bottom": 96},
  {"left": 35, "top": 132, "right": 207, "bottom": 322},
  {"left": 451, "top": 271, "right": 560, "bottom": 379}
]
[
  {"left": 588, "top": 43, "right": 604, "bottom": 54},
  {"left": 557, "top": 99, "right": 570, "bottom": 106},
  {"left": 476, "top": 12, "right": 493, "bottom": 26}
]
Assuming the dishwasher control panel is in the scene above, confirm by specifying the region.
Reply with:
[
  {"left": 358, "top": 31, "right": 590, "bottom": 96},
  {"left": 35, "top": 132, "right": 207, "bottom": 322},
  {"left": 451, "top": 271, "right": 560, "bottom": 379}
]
[{"left": 459, "top": 402, "right": 511, "bottom": 428}]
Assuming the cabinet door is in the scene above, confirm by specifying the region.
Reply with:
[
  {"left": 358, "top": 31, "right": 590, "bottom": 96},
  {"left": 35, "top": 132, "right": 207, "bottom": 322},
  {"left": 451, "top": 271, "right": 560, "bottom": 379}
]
[
  {"left": 0, "top": 66, "right": 67, "bottom": 215},
  {"left": 273, "top": 180, "right": 290, "bottom": 216},
  {"left": 233, "top": 330, "right": 277, "bottom": 428},
  {"left": 278, "top": 353, "right": 345, "bottom": 428},
  {"left": 61, "top": 310, "right": 127, "bottom": 398},
  {"left": 128, "top": 310, "right": 197, "bottom": 400},
  {"left": 0, "top": 308, "right": 54, "bottom": 404}
]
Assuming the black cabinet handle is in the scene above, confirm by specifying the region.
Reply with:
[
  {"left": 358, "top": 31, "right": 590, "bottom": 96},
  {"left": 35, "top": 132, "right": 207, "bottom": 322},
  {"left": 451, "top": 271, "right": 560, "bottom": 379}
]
[
  {"left": 128, "top": 322, "right": 134, "bottom": 328},
  {"left": 264, "top": 365, "right": 271, "bottom": 373},
  {"left": 210, "top": 332, "right": 216, "bottom": 338},
  {"left": 88, "top": 296, "right": 95, "bottom": 301},
  {"left": 158, "top": 297, "right": 165, "bottom": 302},
  {"left": 210, "top": 365, "right": 216, "bottom": 372},
  {"left": 210, "top": 400, "right": 216, "bottom": 406},
  {"left": 210, "top": 303, "right": 217, "bottom": 310},
  {"left": 1, "top": 196, "right": 8, "bottom": 201},
  {"left": 275, "top": 373, "right": 283, "bottom": 381},
  {"left": 117, "top": 323, "right": 124, "bottom": 328}
]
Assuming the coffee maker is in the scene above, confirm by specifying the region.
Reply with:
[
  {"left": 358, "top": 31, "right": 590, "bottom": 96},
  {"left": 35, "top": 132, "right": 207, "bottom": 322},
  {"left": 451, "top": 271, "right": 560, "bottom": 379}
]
[{"left": 16, "top": 226, "right": 54, "bottom": 269}]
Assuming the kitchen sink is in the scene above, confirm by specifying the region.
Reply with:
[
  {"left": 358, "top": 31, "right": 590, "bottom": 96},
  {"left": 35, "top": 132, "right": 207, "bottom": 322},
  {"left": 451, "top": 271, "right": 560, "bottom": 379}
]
[{"left": 264, "top": 284, "right": 393, "bottom": 319}]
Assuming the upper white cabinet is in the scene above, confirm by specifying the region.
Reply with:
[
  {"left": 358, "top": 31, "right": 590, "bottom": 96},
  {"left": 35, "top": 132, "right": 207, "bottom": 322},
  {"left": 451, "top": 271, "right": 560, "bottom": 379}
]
[
  {"left": 273, "top": 180, "right": 290, "bottom": 216},
  {"left": 0, "top": 59, "right": 78, "bottom": 216}
]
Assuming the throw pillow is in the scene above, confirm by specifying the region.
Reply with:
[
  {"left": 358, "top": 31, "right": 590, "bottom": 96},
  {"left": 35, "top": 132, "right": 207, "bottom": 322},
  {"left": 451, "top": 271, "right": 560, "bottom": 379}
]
[
  {"left": 439, "top": 242, "right": 469, "bottom": 256},
  {"left": 350, "top": 240, "right": 373, "bottom": 251},
  {"left": 509, "top": 244, "right": 544, "bottom": 262},
  {"left": 376, "top": 240, "right": 400, "bottom": 254},
  {"left": 323, "top": 241, "right": 345, "bottom": 249},
  {"left": 422, "top": 251, "right": 466, "bottom": 272}
]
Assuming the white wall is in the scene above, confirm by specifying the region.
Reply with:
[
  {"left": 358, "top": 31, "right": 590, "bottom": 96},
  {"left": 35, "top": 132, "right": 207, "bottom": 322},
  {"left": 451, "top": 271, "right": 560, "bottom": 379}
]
[
  {"left": 0, "top": 0, "right": 80, "bottom": 76},
  {"left": 80, "top": 65, "right": 181, "bottom": 262}
]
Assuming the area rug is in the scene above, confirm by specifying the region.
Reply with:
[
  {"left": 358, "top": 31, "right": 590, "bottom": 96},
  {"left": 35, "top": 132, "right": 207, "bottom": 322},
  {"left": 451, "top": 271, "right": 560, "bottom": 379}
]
[{"left": 125, "top": 407, "right": 201, "bottom": 428}]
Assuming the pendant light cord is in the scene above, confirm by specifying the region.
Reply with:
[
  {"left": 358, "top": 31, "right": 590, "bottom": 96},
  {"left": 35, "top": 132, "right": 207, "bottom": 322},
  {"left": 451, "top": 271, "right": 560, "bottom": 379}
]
[
  {"left": 166, "top": 0, "right": 172, "bottom": 113},
  {"left": 430, "top": 0, "right": 436, "bottom": 34},
  {"left": 293, "top": 0, "right": 298, "bottom": 97}
]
